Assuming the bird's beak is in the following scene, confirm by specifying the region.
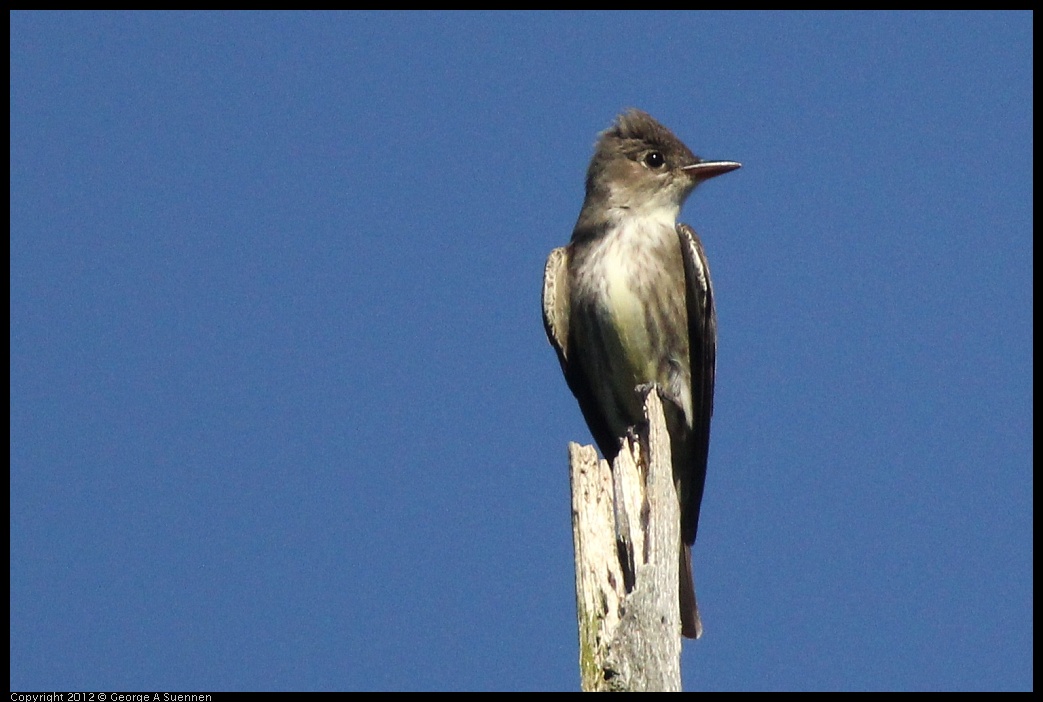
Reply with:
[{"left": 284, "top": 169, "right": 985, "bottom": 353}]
[{"left": 682, "top": 160, "right": 742, "bottom": 181}]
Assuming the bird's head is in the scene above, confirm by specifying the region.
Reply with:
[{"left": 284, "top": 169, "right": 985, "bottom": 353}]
[{"left": 584, "top": 109, "right": 740, "bottom": 219}]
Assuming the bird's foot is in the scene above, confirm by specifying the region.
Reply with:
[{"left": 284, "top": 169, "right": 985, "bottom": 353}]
[
  {"left": 634, "top": 381, "right": 685, "bottom": 414},
  {"left": 633, "top": 381, "right": 661, "bottom": 402}
]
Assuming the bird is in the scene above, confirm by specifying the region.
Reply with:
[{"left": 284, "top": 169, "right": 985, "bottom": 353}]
[{"left": 542, "top": 109, "right": 740, "bottom": 638}]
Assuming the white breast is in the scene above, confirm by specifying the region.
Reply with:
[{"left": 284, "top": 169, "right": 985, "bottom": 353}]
[{"left": 586, "top": 209, "right": 678, "bottom": 378}]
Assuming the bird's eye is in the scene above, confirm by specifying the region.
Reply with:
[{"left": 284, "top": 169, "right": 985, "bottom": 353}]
[{"left": 643, "top": 151, "right": 666, "bottom": 169}]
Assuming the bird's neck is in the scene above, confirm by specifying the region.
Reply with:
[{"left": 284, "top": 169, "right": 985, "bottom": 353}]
[{"left": 573, "top": 197, "right": 680, "bottom": 246}]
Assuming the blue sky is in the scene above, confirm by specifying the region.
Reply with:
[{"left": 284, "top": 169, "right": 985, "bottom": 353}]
[{"left": 10, "top": 11, "right": 1032, "bottom": 692}]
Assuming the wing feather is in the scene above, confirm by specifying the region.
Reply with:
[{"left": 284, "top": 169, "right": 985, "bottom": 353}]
[{"left": 676, "top": 223, "right": 717, "bottom": 545}]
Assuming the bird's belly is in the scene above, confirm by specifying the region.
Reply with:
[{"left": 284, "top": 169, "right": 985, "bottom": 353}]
[
  {"left": 578, "top": 232, "right": 692, "bottom": 433},
  {"left": 585, "top": 255, "right": 670, "bottom": 432},
  {"left": 601, "top": 267, "right": 658, "bottom": 382}
]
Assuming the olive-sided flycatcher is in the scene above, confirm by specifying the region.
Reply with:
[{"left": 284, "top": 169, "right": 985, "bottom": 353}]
[{"left": 542, "top": 109, "right": 740, "bottom": 639}]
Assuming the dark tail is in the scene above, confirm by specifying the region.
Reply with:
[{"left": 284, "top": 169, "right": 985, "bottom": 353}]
[{"left": 680, "top": 543, "right": 703, "bottom": 639}]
